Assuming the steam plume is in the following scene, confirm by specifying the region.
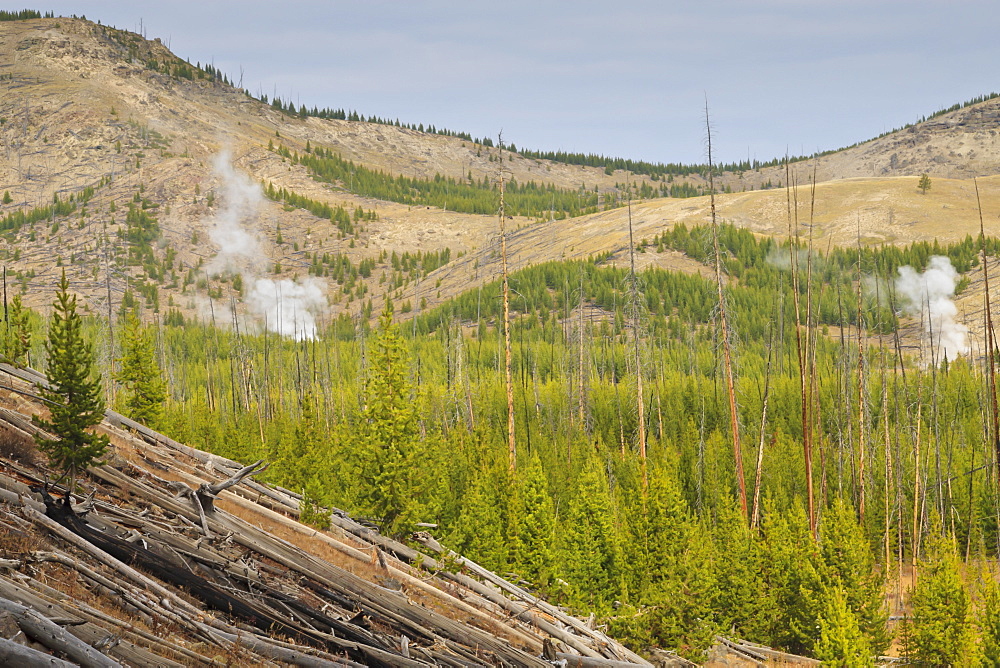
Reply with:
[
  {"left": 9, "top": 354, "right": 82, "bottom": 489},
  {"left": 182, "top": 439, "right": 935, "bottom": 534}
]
[
  {"left": 202, "top": 152, "right": 327, "bottom": 340},
  {"left": 895, "top": 255, "right": 968, "bottom": 360},
  {"left": 247, "top": 277, "right": 326, "bottom": 340},
  {"left": 204, "top": 151, "right": 263, "bottom": 276}
]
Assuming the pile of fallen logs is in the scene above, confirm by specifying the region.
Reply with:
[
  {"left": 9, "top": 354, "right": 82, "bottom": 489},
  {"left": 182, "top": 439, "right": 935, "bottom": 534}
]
[{"left": 0, "top": 361, "right": 663, "bottom": 667}]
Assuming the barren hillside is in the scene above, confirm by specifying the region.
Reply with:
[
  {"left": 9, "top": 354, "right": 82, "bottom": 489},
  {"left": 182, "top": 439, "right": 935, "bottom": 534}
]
[{"left": 0, "top": 15, "right": 998, "bottom": 330}]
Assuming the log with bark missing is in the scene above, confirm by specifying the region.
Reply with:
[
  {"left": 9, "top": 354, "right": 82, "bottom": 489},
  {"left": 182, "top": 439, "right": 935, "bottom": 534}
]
[{"left": 0, "top": 362, "right": 653, "bottom": 666}]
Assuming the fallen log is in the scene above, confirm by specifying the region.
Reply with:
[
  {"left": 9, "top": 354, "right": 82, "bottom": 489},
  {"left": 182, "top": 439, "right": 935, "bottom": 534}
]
[
  {"left": 329, "top": 515, "right": 622, "bottom": 661},
  {"left": 205, "top": 472, "right": 544, "bottom": 651},
  {"left": 13, "top": 573, "right": 212, "bottom": 667},
  {"left": 90, "top": 464, "right": 552, "bottom": 667},
  {"left": 556, "top": 653, "right": 660, "bottom": 668},
  {"left": 0, "top": 635, "right": 77, "bottom": 668},
  {"left": 0, "top": 596, "right": 121, "bottom": 668}
]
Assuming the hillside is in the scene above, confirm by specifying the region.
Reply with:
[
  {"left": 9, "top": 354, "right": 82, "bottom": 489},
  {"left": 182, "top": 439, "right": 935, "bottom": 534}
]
[
  {"left": 1, "top": 15, "right": 999, "bottom": 334},
  {"left": 0, "top": 361, "right": 668, "bottom": 667}
]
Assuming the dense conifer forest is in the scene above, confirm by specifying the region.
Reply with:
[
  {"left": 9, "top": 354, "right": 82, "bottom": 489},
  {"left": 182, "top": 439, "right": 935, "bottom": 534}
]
[{"left": 12, "top": 219, "right": 1000, "bottom": 663}]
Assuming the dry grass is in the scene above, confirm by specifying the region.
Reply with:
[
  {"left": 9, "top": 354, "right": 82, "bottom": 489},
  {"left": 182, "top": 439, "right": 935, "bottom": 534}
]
[
  {"left": 4, "top": 17, "right": 1000, "bottom": 327},
  {"left": 0, "top": 425, "right": 41, "bottom": 467}
]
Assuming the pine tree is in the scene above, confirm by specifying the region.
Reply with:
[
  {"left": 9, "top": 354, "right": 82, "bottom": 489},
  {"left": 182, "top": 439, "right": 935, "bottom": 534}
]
[
  {"left": 918, "top": 173, "right": 932, "bottom": 195},
  {"left": 34, "top": 270, "right": 109, "bottom": 492},
  {"left": 712, "top": 502, "right": 767, "bottom": 640},
  {"left": 449, "top": 464, "right": 509, "bottom": 573},
  {"left": 2, "top": 294, "right": 31, "bottom": 366},
  {"left": 814, "top": 584, "right": 874, "bottom": 666},
  {"left": 511, "top": 451, "right": 555, "bottom": 588},
  {"left": 907, "top": 529, "right": 974, "bottom": 665},
  {"left": 819, "top": 498, "right": 891, "bottom": 654},
  {"left": 274, "top": 390, "right": 324, "bottom": 494},
  {"left": 979, "top": 569, "right": 1000, "bottom": 665},
  {"left": 353, "top": 300, "right": 419, "bottom": 536},
  {"left": 612, "top": 463, "right": 717, "bottom": 659},
  {"left": 115, "top": 311, "right": 166, "bottom": 428},
  {"left": 558, "top": 455, "right": 620, "bottom": 613},
  {"left": 758, "top": 503, "right": 826, "bottom": 655}
]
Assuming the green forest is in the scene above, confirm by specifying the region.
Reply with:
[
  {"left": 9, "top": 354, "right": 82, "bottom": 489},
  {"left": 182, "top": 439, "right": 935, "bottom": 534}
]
[{"left": 13, "top": 220, "right": 1000, "bottom": 664}]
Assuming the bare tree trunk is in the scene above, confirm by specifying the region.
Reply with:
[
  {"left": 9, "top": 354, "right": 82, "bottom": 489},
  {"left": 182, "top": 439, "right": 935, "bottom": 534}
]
[
  {"left": 625, "top": 178, "right": 647, "bottom": 488},
  {"left": 856, "top": 220, "right": 867, "bottom": 523},
  {"left": 705, "top": 101, "right": 746, "bottom": 520},
  {"left": 751, "top": 339, "right": 773, "bottom": 530},
  {"left": 498, "top": 136, "right": 516, "bottom": 472},
  {"left": 976, "top": 180, "right": 1000, "bottom": 491},
  {"left": 787, "top": 161, "right": 815, "bottom": 537}
]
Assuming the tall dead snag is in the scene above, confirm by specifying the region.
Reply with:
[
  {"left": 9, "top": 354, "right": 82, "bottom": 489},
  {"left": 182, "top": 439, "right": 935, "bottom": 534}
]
[
  {"left": 751, "top": 336, "right": 773, "bottom": 530},
  {"left": 806, "top": 169, "right": 821, "bottom": 512},
  {"left": 625, "top": 177, "right": 648, "bottom": 489},
  {"left": 977, "top": 179, "right": 1000, "bottom": 490},
  {"left": 577, "top": 267, "right": 587, "bottom": 435},
  {"left": 498, "top": 135, "right": 516, "bottom": 472},
  {"left": 706, "top": 102, "right": 746, "bottom": 520},
  {"left": 856, "top": 218, "right": 867, "bottom": 523},
  {"left": 787, "top": 161, "right": 815, "bottom": 537}
]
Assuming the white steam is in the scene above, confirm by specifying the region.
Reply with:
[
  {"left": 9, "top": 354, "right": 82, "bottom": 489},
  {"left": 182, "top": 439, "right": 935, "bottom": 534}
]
[
  {"left": 895, "top": 255, "right": 968, "bottom": 360},
  {"left": 202, "top": 152, "right": 327, "bottom": 340},
  {"left": 204, "top": 151, "right": 264, "bottom": 276},
  {"left": 247, "top": 277, "right": 326, "bottom": 340}
]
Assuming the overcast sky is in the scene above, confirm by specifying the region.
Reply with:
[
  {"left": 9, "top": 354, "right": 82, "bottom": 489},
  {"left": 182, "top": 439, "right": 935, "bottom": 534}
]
[{"left": 46, "top": 2, "right": 1000, "bottom": 166}]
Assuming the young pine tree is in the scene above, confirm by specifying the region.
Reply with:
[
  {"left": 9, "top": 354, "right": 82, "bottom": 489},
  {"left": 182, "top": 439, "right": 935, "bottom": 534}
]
[
  {"left": 979, "top": 568, "right": 1000, "bottom": 665},
  {"left": 2, "top": 294, "right": 31, "bottom": 366},
  {"left": 34, "top": 271, "right": 109, "bottom": 492},
  {"left": 353, "top": 300, "right": 420, "bottom": 536},
  {"left": 558, "top": 455, "right": 620, "bottom": 613},
  {"left": 819, "top": 497, "right": 891, "bottom": 655},
  {"left": 906, "top": 529, "right": 975, "bottom": 665},
  {"left": 511, "top": 451, "right": 555, "bottom": 588},
  {"left": 814, "top": 583, "right": 874, "bottom": 667},
  {"left": 449, "top": 464, "right": 510, "bottom": 573},
  {"left": 115, "top": 311, "right": 166, "bottom": 428}
]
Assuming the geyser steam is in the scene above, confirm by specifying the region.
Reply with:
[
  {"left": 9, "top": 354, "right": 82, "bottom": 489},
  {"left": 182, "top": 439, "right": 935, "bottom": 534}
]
[
  {"left": 895, "top": 255, "right": 968, "bottom": 360},
  {"left": 203, "top": 152, "right": 327, "bottom": 340}
]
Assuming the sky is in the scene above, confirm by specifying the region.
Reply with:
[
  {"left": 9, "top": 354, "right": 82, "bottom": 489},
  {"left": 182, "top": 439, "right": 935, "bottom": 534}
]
[{"left": 44, "top": 1, "right": 1000, "bottom": 166}]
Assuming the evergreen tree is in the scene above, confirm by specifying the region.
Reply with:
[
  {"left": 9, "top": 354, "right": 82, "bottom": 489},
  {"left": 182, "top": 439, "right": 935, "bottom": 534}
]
[
  {"left": 814, "top": 583, "right": 874, "bottom": 666},
  {"left": 918, "top": 173, "right": 932, "bottom": 195},
  {"left": 353, "top": 300, "right": 419, "bottom": 536},
  {"left": 711, "top": 502, "right": 767, "bottom": 640},
  {"left": 511, "top": 451, "right": 555, "bottom": 588},
  {"left": 907, "top": 530, "right": 974, "bottom": 665},
  {"left": 2, "top": 294, "right": 31, "bottom": 366},
  {"left": 819, "top": 498, "right": 891, "bottom": 654},
  {"left": 611, "top": 463, "right": 717, "bottom": 659},
  {"left": 558, "top": 455, "right": 620, "bottom": 613},
  {"left": 273, "top": 390, "right": 326, "bottom": 496},
  {"left": 979, "top": 569, "right": 1000, "bottom": 666},
  {"left": 115, "top": 311, "right": 166, "bottom": 428},
  {"left": 449, "top": 464, "right": 509, "bottom": 573},
  {"left": 34, "top": 271, "right": 109, "bottom": 491},
  {"left": 758, "top": 503, "right": 826, "bottom": 655}
]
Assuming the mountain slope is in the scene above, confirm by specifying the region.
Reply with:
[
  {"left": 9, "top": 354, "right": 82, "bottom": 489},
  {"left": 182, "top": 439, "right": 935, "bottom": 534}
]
[{"left": 1, "top": 15, "right": 999, "bottom": 328}]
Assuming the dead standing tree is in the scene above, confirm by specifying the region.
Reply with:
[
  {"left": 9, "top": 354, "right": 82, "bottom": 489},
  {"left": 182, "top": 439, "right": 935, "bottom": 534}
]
[
  {"left": 497, "top": 134, "right": 516, "bottom": 472},
  {"left": 705, "top": 102, "right": 747, "bottom": 521},
  {"left": 625, "top": 176, "right": 648, "bottom": 489},
  {"left": 787, "top": 160, "right": 816, "bottom": 538}
]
